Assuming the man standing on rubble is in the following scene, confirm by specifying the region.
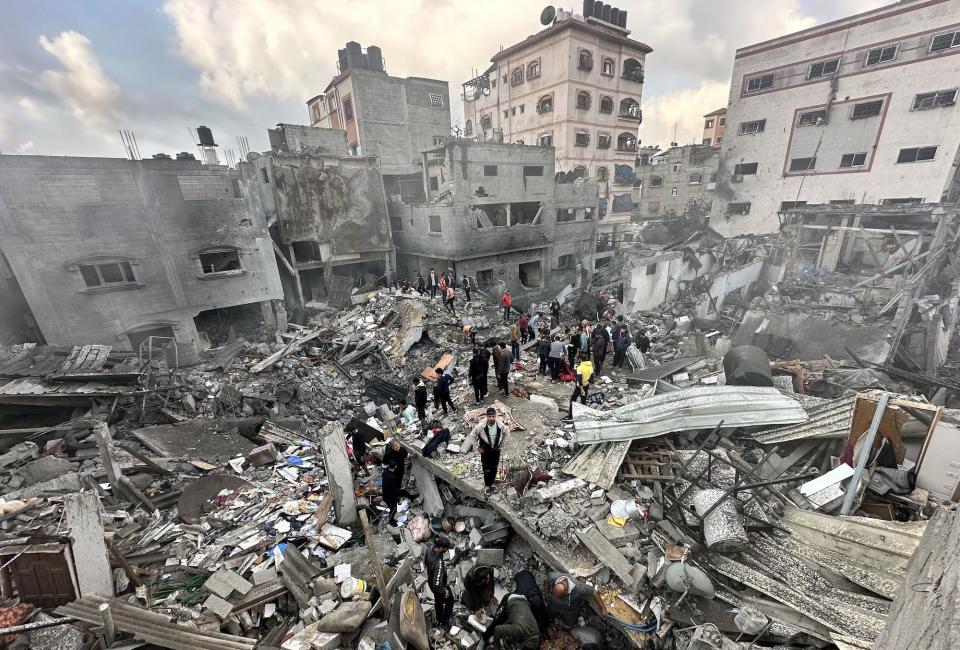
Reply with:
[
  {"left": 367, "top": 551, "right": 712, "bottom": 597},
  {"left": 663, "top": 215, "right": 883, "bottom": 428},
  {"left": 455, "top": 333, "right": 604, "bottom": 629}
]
[
  {"left": 434, "top": 368, "right": 457, "bottom": 415},
  {"left": 498, "top": 342, "right": 514, "bottom": 396},
  {"left": 501, "top": 290, "right": 512, "bottom": 321},
  {"left": 469, "top": 346, "right": 487, "bottom": 404},
  {"left": 429, "top": 268, "right": 438, "bottom": 299},
  {"left": 414, "top": 380, "right": 429, "bottom": 423},
  {"left": 472, "top": 406, "right": 507, "bottom": 493},
  {"left": 509, "top": 319, "right": 521, "bottom": 361},
  {"left": 544, "top": 572, "right": 608, "bottom": 646},
  {"left": 425, "top": 537, "right": 454, "bottom": 627}
]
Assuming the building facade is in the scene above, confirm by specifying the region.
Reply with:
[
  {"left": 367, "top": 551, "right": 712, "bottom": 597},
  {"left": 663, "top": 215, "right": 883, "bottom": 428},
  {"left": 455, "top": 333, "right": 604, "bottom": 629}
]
[
  {"left": 702, "top": 108, "right": 726, "bottom": 147},
  {"left": 461, "top": 1, "right": 649, "bottom": 264},
  {"left": 0, "top": 155, "right": 285, "bottom": 363},
  {"left": 306, "top": 42, "right": 451, "bottom": 179},
  {"left": 389, "top": 140, "right": 598, "bottom": 297},
  {"left": 712, "top": 0, "right": 960, "bottom": 236},
  {"left": 636, "top": 145, "right": 720, "bottom": 221}
]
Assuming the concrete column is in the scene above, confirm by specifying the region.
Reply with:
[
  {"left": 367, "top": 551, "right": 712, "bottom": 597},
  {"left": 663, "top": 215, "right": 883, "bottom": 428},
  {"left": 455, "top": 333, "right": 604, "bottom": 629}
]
[{"left": 319, "top": 422, "right": 358, "bottom": 525}]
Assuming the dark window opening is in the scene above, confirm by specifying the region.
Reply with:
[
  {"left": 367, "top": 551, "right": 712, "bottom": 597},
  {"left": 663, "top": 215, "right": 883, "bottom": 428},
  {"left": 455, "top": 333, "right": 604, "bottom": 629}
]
[
  {"left": 897, "top": 146, "right": 938, "bottom": 163},
  {"left": 79, "top": 261, "right": 136, "bottom": 287},
  {"left": 200, "top": 249, "right": 241, "bottom": 274}
]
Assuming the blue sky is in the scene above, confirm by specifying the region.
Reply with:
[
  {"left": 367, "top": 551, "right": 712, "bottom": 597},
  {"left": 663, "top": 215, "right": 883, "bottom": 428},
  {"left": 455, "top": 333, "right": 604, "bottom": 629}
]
[{"left": 0, "top": 0, "right": 886, "bottom": 158}]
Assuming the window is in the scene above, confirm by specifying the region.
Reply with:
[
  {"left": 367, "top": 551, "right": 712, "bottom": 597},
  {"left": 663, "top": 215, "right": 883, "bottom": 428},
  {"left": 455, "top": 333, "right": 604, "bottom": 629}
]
[
  {"left": 557, "top": 209, "right": 576, "bottom": 223},
  {"left": 483, "top": 165, "right": 498, "bottom": 176},
  {"left": 575, "top": 131, "right": 590, "bottom": 147},
  {"left": 830, "top": 199, "right": 856, "bottom": 205},
  {"left": 726, "top": 202, "right": 752, "bottom": 215},
  {"left": 601, "top": 57, "right": 615, "bottom": 76},
  {"left": 578, "top": 49, "right": 593, "bottom": 71},
  {"left": 689, "top": 172, "right": 702, "bottom": 184},
  {"left": 733, "top": 162, "right": 758, "bottom": 175},
  {"left": 343, "top": 97, "right": 354, "bottom": 121},
  {"left": 649, "top": 176, "right": 663, "bottom": 188},
  {"left": 597, "top": 133, "right": 611, "bottom": 149},
  {"left": 865, "top": 45, "right": 898, "bottom": 66},
  {"left": 739, "top": 119, "right": 766, "bottom": 134},
  {"left": 576, "top": 91, "right": 591, "bottom": 109},
  {"left": 930, "top": 31, "right": 960, "bottom": 52},
  {"left": 881, "top": 197, "right": 923, "bottom": 205},
  {"left": 616, "top": 132, "right": 637, "bottom": 152},
  {"left": 390, "top": 216, "right": 403, "bottom": 231},
  {"left": 746, "top": 73, "right": 774, "bottom": 93},
  {"left": 705, "top": 119, "right": 715, "bottom": 128},
  {"left": 79, "top": 260, "right": 136, "bottom": 287},
  {"left": 808, "top": 58, "right": 840, "bottom": 78},
  {"left": 851, "top": 100, "right": 883, "bottom": 119},
  {"left": 622, "top": 58, "right": 643, "bottom": 82},
  {"left": 839, "top": 152, "right": 868, "bottom": 167},
  {"left": 913, "top": 89, "right": 957, "bottom": 110},
  {"left": 779, "top": 201, "right": 807, "bottom": 211},
  {"left": 599, "top": 96, "right": 614, "bottom": 113},
  {"left": 538, "top": 133, "right": 553, "bottom": 146},
  {"left": 597, "top": 167, "right": 608, "bottom": 182},
  {"left": 789, "top": 157, "right": 817, "bottom": 172},
  {"left": 897, "top": 146, "right": 938, "bottom": 163},
  {"left": 797, "top": 110, "right": 826, "bottom": 127},
  {"left": 537, "top": 95, "right": 553, "bottom": 113},
  {"left": 429, "top": 215, "right": 441, "bottom": 233},
  {"left": 671, "top": 188, "right": 678, "bottom": 196},
  {"left": 527, "top": 60, "right": 541, "bottom": 80},
  {"left": 480, "top": 115, "right": 492, "bottom": 130},
  {"left": 464, "top": 119, "right": 473, "bottom": 136},
  {"left": 619, "top": 98, "right": 641, "bottom": 119},
  {"left": 511, "top": 67, "right": 524, "bottom": 86},
  {"left": 199, "top": 248, "right": 241, "bottom": 274},
  {"left": 523, "top": 165, "right": 544, "bottom": 177},
  {"left": 703, "top": 138, "right": 712, "bottom": 146},
  {"left": 260, "top": 168, "right": 269, "bottom": 184},
  {"left": 645, "top": 263, "right": 657, "bottom": 275}
]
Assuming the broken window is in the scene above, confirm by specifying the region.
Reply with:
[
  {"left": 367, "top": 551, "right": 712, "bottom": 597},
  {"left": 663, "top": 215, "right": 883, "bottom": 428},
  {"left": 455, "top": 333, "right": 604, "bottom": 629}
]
[
  {"left": 739, "top": 119, "right": 766, "bottom": 134},
  {"left": 840, "top": 152, "right": 868, "bottom": 167},
  {"left": 797, "top": 110, "right": 827, "bottom": 127},
  {"left": 733, "top": 162, "right": 758, "bottom": 175},
  {"left": 480, "top": 115, "right": 492, "bottom": 130},
  {"left": 649, "top": 176, "right": 663, "bottom": 188},
  {"left": 429, "top": 215, "right": 442, "bottom": 232},
  {"left": 897, "top": 146, "right": 938, "bottom": 163},
  {"left": 537, "top": 95, "right": 553, "bottom": 113},
  {"left": 575, "top": 131, "right": 590, "bottom": 147},
  {"left": 726, "top": 202, "right": 751, "bottom": 215},
  {"left": 597, "top": 133, "right": 611, "bottom": 149},
  {"left": 537, "top": 133, "right": 553, "bottom": 146},
  {"left": 622, "top": 58, "right": 643, "bottom": 82},
  {"left": 601, "top": 57, "right": 615, "bottom": 76},
  {"left": 557, "top": 254, "right": 575, "bottom": 268},
  {"left": 808, "top": 57, "right": 840, "bottom": 78},
  {"left": 597, "top": 166, "right": 609, "bottom": 181},
  {"left": 260, "top": 168, "right": 269, "bottom": 184},
  {"left": 865, "top": 44, "right": 898, "bottom": 65},
  {"left": 429, "top": 93, "right": 445, "bottom": 107},
  {"left": 343, "top": 97, "right": 354, "bottom": 121},
  {"left": 616, "top": 132, "right": 636, "bottom": 152},
  {"left": 483, "top": 165, "right": 498, "bottom": 176},
  {"left": 619, "top": 98, "right": 641, "bottom": 119},
  {"left": 851, "top": 100, "right": 883, "bottom": 119},
  {"left": 464, "top": 119, "right": 473, "bottom": 136},
  {"left": 522, "top": 165, "right": 544, "bottom": 177},
  {"left": 689, "top": 172, "right": 702, "bottom": 184},
  {"left": 79, "top": 260, "right": 136, "bottom": 288},
  {"left": 745, "top": 73, "right": 774, "bottom": 93},
  {"left": 789, "top": 157, "right": 817, "bottom": 172},
  {"left": 199, "top": 248, "right": 241, "bottom": 274},
  {"left": 599, "top": 96, "right": 614, "bottom": 113},
  {"left": 557, "top": 208, "right": 576, "bottom": 223},
  {"left": 527, "top": 60, "right": 541, "bottom": 79},
  {"left": 576, "top": 91, "right": 591, "bottom": 110},
  {"left": 930, "top": 31, "right": 960, "bottom": 52},
  {"left": 511, "top": 67, "right": 524, "bottom": 86},
  {"left": 913, "top": 89, "right": 957, "bottom": 110},
  {"left": 578, "top": 50, "right": 593, "bottom": 71}
]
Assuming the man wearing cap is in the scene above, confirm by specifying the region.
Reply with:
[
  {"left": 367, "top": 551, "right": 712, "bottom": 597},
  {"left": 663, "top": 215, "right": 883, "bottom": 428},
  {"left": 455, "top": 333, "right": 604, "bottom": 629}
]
[
  {"left": 424, "top": 537, "right": 454, "bottom": 627},
  {"left": 471, "top": 407, "right": 507, "bottom": 493}
]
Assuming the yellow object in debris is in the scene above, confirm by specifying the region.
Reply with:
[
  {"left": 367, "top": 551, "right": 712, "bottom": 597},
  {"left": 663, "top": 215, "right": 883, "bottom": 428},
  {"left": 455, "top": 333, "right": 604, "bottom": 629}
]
[{"left": 607, "top": 515, "right": 627, "bottom": 528}]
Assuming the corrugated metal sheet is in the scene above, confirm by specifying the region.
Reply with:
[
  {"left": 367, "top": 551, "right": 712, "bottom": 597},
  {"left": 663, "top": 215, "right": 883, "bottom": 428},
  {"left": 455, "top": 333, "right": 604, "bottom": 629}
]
[
  {"left": 55, "top": 595, "right": 257, "bottom": 649},
  {"left": 572, "top": 386, "right": 808, "bottom": 445},
  {"left": 751, "top": 396, "right": 856, "bottom": 444}
]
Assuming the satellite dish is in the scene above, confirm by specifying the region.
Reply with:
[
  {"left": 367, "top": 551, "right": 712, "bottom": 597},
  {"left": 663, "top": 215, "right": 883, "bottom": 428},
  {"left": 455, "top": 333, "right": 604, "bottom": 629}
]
[
  {"left": 665, "top": 562, "right": 715, "bottom": 600},
  {"left": 540, "top": 5, "right": 556, "bottom": 25}
]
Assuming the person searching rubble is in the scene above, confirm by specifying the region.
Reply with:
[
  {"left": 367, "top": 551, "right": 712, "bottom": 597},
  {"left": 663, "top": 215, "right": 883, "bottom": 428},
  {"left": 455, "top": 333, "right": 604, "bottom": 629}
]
[
  {"left": 425, "top": 536, "right": 455, "bottom": 627},
  {"left": 472, "top": 406, "right": 507, "bottom": 494},
  {"left": 544, "top": 572, "right": 608, "bottom": 649}
]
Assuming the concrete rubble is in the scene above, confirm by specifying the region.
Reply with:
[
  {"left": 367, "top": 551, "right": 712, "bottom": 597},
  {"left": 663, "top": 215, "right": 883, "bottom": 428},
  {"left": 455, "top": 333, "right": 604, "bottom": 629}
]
[{"left": 0, "top": 222, "right": 959, "bottom": 650}]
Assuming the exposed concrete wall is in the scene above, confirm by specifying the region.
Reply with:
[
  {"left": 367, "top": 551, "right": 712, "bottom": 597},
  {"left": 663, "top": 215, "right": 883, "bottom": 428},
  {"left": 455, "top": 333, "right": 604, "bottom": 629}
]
[{"left": 0, "top": 155, "right": 284, "bottom": 361}]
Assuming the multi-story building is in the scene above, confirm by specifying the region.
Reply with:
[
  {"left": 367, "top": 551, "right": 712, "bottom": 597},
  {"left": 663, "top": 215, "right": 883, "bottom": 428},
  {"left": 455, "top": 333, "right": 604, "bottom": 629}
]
[
  {"left": 306, "top": 42, "right": 451, "bottom": 186},
  {"left": 389, "top": 140, "right": 598, "bottom": 296},
  {"left": 635, "top": 145, "right": 720, "bottom": 221},
  {"left": 0, "top": 153, "right": 285, "bottom": 363},
  {"left": 702, "top": 108, "right": 726, "bottom": 147},
  {"left": 712, "top": 0, "right": 960, "bottom": 236},
  {"left": 461, "top": 1, "right": 649, "bottom": 268}
]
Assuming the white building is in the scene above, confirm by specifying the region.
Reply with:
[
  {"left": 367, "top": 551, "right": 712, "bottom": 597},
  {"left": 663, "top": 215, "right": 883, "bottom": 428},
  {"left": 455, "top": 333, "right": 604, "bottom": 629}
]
[{"left": 712, "top": 0, "right": 960, "bottom": 236}]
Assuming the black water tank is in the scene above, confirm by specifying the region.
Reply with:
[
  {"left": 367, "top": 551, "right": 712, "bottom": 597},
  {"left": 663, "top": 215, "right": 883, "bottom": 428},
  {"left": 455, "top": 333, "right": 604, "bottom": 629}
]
[
  {"left": 583, "top": 0, "right": 593, "bottom": 17},
  {"left": 602, "top": 4, "right": 612, "bottom": 22},
  {"left": 197, "top": 125, "right": 215, "bottom": 146},
  {"left": 367, "top": 45, "right": 383, "bottom": 72},
  {"left": 618, "top": 9, "right": 627, "bottom": 27},
  {"left": 345, "top": 41, "right": 363, "bottom": 70},
  {"left": 723, "top": 345, "right": 774, "bottom": 387}
]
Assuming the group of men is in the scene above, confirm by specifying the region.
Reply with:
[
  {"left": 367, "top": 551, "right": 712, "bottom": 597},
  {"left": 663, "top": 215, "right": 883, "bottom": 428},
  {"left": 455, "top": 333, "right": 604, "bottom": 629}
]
[{"left": 425, "top": 537, "right": 608, "bottom": 649}]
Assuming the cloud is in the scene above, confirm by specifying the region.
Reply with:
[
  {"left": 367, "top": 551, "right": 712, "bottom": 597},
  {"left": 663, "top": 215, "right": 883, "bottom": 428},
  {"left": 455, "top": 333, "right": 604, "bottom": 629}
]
[
  {"left": 37, "top": 31, "right": 123, "bottom": 131},
  {"left": 641, "top": 80, "right": 731, "bottom": 148}
]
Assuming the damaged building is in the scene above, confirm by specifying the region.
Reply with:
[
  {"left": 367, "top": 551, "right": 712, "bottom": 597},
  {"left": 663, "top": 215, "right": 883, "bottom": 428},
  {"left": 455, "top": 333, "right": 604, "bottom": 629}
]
[
  {"left": 0, "top": 153, "right": 284, "bottom": 363},
  {"left": 243, "top": 123, "right": 396, "bottom": 307},
  {"left": 389, "top": 139, "right": 599, "bottom": 295}
]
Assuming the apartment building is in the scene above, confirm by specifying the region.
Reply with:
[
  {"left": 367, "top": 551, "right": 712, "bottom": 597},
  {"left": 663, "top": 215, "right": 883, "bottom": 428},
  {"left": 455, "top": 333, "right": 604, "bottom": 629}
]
[
  {"left": 712, "top": 0, "right": 960, "bottom": 236},
  {"left": 461, "top": 1, "right": 649, "bottom": 261},
  {"left": 388, "top": 140, "right": 598, "bottom": 296},
  {"left": 702, "top": 108, "right": 726, "bottom": 147},
  {"left": 636, "top": 145, "right": 720, "bottom": 221}
]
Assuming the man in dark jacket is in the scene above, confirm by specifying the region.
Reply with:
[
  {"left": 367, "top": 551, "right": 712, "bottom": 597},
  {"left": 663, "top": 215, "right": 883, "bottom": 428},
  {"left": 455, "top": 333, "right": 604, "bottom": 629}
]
[
  {"left": 425, "top": 537, "right": 454, "bottom": 627},
  {"left": 433, "top": 369, "right": 456, "bottom": 415},
  {"left": 471, "top": 407, "right": 506, "bottom": 493},
  {"left": 469, "top": 347, "right": 486, "bottom": 404},
  {"left": 414, "top": 381, "right": 429, "bottom": 422}
]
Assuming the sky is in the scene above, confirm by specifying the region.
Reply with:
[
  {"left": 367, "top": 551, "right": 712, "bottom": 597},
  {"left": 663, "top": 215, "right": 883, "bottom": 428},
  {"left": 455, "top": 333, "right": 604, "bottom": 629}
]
[{"left": 0, "top": 0, "right": 888, "bottom": 159}]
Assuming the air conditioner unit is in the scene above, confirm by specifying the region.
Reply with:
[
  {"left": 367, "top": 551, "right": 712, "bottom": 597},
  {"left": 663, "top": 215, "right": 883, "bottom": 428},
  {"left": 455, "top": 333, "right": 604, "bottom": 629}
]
[{"left": 731, "top": 174, "right": 744, "bottom": 183}]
